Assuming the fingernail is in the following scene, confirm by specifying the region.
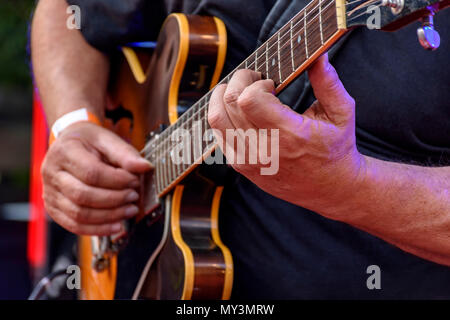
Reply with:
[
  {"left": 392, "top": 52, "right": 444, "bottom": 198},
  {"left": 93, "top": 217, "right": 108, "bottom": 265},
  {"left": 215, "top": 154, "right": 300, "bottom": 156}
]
[
  {"left": 125, "top": 205, "right": 139, "bottom": 217},
  {"left": 111, "top": 223, "right": 122, "bottom": 233},
  {"left": 138, "top": 158, "right": 154, "bottom": 169},
  {"left": 126, "top": 190, "right": 139, "bottom": 202},
  {"left": 129, "top": 180, "right": 140, "bottom": 189}
]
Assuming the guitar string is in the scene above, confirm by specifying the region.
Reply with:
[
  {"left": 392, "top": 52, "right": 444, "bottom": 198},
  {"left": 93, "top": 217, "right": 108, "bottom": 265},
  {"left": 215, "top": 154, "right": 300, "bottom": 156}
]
[
  {"left": 150, "top": 20, "right": 339, "bottom": 193},
  {"left": 144, "top": 9, "right": 337, "bottom": 167},
  {"left": 347, "top": 2, "right": 382, "bottom": 20},
  {"left": 144, "top": 9, "right": 338, "bottom": 171},
  {"left": 142, "top": 0, "right": 336, "bottom": 150},
  {"left": 347, "top": 0, "right": 380, "bottom": 16},
  {"left": 143, "top": 0, "right": 334, "bottom": 151},
  {"left": 150, "top": 7, "right": 388, "bottom": 192},
  {"left": 144, "top": 0, "right": 378, "bottom": 156},
  {"left": 143, "top": 0, "right": 335, "bottom": 154},
  {"left": 143, "top": 9, "right": 335, "bottom": 161},
  {"left": 144, "top": 0, "right": 386, "bottom": 188}
]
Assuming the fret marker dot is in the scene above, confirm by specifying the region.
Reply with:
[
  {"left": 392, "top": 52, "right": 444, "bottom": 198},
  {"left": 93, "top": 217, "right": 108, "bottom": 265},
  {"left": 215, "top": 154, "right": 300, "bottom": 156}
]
[
  {"left": 297, "top": 35, "right": 302, "bottom": 44},
  {"left": 272, "top": 58, "right": 276, "bottom": 66}
]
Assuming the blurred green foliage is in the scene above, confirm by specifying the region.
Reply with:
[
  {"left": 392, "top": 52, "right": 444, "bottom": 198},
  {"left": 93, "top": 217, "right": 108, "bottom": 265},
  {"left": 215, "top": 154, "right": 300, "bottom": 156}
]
[{"left": 0, "top": 0, "right": 35, "bottom": 88}]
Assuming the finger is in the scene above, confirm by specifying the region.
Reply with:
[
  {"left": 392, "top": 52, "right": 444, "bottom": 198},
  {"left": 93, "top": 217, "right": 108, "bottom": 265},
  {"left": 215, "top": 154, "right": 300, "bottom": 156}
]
[
  {"left": 209, "top": 84, "right": 236, "bottom": 138},
  {"left": 58, "top": 139, "right": 140, "bottom": 189},
  {"left": 51, "top": 207, "right": 124, "bottom": 236},
  {"left": 56, "top": 171, "right": 139, "bottom": 209},
  {"left": 43, "top": 189, "right": 124, "bottom": 236},
  {"left": 307, "top": 53, "right": 355, "bottom": 125},
  {"left": 56, "top": 191, "right": 139, "bottom": 224},
  {"left": 80, "top": 123, "right": 153, "bottom": 173},
  {"left": 237, "top": 79, "right": 304, "bottom": 130},
  {"left": 223, "top": 69, "right": 260, "bottom": 131}
]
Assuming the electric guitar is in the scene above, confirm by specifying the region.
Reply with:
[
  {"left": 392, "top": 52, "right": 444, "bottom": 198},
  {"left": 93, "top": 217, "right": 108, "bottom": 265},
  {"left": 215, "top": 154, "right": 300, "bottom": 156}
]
[{"left": 78, "top": 0, "right": 449, "bottom": 300}]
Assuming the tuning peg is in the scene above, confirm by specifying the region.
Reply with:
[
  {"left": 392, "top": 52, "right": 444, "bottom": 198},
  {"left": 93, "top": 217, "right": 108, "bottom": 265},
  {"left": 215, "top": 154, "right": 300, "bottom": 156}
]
[{"left": 417, "top": 11, "right": 440, "bottom": 51}]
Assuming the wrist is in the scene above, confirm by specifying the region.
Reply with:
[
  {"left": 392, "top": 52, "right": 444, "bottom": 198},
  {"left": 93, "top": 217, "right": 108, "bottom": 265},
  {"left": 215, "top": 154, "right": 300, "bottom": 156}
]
[
  {"left": 328, "top": 152, "right": 371, "bottom": 223},
  {"left": 312, "top": 149, "right": 369, "bottom": 222},
  {"left": 49, "top": 108, "right": 102, "bottom": 146}
]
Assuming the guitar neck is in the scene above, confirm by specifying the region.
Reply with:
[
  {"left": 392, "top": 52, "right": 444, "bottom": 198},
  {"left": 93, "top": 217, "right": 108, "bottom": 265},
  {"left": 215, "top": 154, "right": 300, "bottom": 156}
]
[{"left": 144, "top": 0, "right": 348, "bottom": 196}]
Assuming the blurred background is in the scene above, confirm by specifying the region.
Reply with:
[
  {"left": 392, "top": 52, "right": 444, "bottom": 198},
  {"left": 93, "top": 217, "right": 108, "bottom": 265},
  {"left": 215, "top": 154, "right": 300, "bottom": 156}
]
[{"left": 0, "top": 0, "right": 36, "bottom": 299}]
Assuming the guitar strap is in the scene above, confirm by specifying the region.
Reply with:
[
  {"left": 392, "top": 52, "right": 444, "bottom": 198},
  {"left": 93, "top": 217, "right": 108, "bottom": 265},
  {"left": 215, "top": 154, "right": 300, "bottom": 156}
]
[{"left": 257, "top": 0, "right": 354, "bottom": 113}]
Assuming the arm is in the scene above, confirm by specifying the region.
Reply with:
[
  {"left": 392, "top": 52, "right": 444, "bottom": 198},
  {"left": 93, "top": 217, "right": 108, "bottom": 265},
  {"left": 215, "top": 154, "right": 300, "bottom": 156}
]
[
  {"left": 346, "top": 158, "right": 450, "bottom": 265},
  {"left": 208, "top": 54, "right": 450, "bottom": 266},
  {"left": 32, "top": 0, "right": 108, "bottom": 125},
  {"left": 32, "top": 0, "right": 152, "bottom": 235}
]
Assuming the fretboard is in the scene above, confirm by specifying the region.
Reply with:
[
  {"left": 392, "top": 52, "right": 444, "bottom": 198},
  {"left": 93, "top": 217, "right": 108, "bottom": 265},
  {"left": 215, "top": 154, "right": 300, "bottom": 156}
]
[{"left": 144, "top": 0, "right": 346, "bottom": 196}]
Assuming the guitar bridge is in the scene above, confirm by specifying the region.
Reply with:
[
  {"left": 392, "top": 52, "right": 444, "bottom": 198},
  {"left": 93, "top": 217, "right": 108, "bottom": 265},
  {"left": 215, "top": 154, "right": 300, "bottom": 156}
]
[{"left": 91, "top": 222, "right": 130, "bottom": 272}]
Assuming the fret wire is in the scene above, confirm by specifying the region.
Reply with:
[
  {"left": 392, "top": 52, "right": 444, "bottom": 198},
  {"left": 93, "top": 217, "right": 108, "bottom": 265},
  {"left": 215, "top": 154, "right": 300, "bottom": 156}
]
[
  {"left": 277, "top": 31, "right": 282, "bottom": 82},
  {"left": 243, "top": 0, "right": 335, "bottom": 76},
  {"left": 234, "top": 0, "right": 334, "bottom": 79},
  {"left": 169, "top": 130, "right": 176, "bottom": 186},
  {"left": 277, "top": 10, "right": 337, "bottom": 78},
  {"left": 167, "top": 130, "right": 173, "bottom": 187},
  {"left": 290, "top": 20, "right": 295, "bottom": 72},
  {"left": 147, "top": 3, "right": 337, "bottom": 161},
  {"left": 246, "top": 4, "right": 336, "bottom": 82},
  {"left": 319, "top": 0, "right": 324, "bottom": 44},
  {"left": 166, "top": 131, "right": 172, "bottom": 188},
  {"left": 152, "top": 101, "right": 209, "bottom": 157},
  {"left": 304, "top": 9, "right": 309, "bottom": 59},
  {"left": 157, "top": 140, "right": 162, "bottom": 193},
  {"left": 147, "top": 7, "right": 337, "bottom": 164},
  {"left": 203, "top": 106, "right": 208, "bottom": 162},
  {"left": 143, "top": 0, "right": 337, "bottom": 161},
  {"left": 162, "top": 134, "right": 168, "bottom": 190},
  {"left": 160, "top": 138, "right": 164, "bottom": 193},
  {"left": 265, "top": 41, "right": 269, "bottom": 78},
  {"left": 139, "top": 2, "right": 336, "bottom": 152},
  {"left": 193, "top": 108, "right": 200, "bottom": 163}
]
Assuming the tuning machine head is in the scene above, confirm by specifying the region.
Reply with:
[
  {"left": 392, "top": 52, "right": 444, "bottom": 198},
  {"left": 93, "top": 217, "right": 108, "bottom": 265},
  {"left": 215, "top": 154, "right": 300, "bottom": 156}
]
[{"left": 417, "top": 9, "right": 440, "bottom": 51}]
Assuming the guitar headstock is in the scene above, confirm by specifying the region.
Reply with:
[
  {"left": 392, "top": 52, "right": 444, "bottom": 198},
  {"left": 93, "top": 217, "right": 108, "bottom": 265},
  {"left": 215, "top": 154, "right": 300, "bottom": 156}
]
[{"left": 343, "top": 0, "right": 449, "bottom": 49}]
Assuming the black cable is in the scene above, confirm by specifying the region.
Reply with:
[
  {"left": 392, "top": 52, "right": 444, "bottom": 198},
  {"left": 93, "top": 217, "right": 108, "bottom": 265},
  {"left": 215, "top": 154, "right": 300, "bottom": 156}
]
[{"left": 28, "top": 269, "right": 68, "bottom": 300}]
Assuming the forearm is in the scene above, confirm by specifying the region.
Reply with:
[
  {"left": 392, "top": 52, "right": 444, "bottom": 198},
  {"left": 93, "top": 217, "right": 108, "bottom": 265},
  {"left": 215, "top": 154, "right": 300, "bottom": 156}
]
[
  {"left": 31, "top": 0, "right": 109, "bottom": 126},
  {"left": 336, "top": 156, "right": 450, "bottom": 266}
]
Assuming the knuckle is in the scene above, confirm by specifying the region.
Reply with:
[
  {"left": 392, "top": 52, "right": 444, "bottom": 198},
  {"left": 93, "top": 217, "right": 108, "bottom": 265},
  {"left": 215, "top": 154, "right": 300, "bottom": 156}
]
[
  {"left": 237, "top": 89, "right": 257, "bottom": 112},
  {"left": 234, "top": 69, "right": 248, "bottom": 77},
  {"left": 69, "top": 205, "right": 83, "bottom": 221},
  {"left": 71, "top": 185, "right": 89, "bottom": 205},
  {"left": 208, "top": 109, "right": 223, "bottom": 128},
  {"left": 83, "top": 166, "right": 100, "bottom": 186},
  {"left": 235, "top": 69, "right": 256, "bottom": 80},
  {"left": 41, "top": 158, "right": 53, "bottom": 182},
  {"left": 223, "top": 90, "right": 240, "bottom": 107}
]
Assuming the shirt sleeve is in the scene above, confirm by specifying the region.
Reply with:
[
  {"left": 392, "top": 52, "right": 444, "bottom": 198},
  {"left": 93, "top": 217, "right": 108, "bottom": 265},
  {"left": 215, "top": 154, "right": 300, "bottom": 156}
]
[{"left": 66, "top": 0, "right": 165, "bottom": 52}]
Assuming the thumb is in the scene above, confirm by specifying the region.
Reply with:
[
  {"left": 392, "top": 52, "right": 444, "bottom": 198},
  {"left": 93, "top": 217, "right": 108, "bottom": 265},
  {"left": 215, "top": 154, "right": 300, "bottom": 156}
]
[
  {"left": 88, "top": 124, "right": 153, "bottom": 173},
  {"left": 307, "top": 53, "right": 355, "bottom": 125}
]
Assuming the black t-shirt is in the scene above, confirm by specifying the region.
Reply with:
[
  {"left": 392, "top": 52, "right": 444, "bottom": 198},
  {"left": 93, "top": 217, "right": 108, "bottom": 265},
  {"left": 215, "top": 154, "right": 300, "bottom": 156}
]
[{"left": 68, "top": 0, "right": 450, "bottom": 299}]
